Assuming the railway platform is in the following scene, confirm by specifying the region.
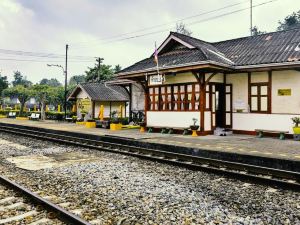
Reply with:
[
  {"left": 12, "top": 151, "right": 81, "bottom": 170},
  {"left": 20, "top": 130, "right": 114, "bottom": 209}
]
[{"left": 0, "top": 118, "right": 299, "bottom": 171}]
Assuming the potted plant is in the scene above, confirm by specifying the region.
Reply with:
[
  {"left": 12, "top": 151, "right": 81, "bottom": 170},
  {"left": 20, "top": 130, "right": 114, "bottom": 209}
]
[
  {"left": 190, "top": 118, "right": 199, "bottom": 131},
  {"left": 110, "top": 110, "right": 122, "bottom": 130},
  {"left": 292, "top": 117, "right": 300, "bottom": 136},
  {"left": 138, "top": 119, "right": 146, "bottom": 132},
  {"left": 72, "top": 116, "right": 78, "bottom": 123},
  {"left": 190, "top": 118, "right": 199, "bottom": 137}
]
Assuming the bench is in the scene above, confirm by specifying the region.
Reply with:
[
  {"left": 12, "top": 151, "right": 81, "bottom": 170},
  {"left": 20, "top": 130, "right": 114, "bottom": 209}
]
[
  {"left": 28, "top": 113, "right": 40, "bottom": 121},
  {"left": 7, "top": 112, "right": 16, "bottom": 118},
  {"left": 147, "top": 126, "right": 190, "bottom": 135},
  {"left": 255, "top": 129, "right": 289, "bottom": 140},
  {"left": 65, "top": 117, "right": 73, "bottom": 122},
  {"left": 101, "top": 120, "right": 110, "bottom": 129}
]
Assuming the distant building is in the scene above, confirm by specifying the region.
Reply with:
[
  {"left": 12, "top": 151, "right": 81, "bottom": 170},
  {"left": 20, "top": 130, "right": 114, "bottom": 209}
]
[
  {"left": 116, "top": 28, "right": 300, "bottom": 135},
  {"left": 68, "top": 83, "right": 130, "bottom": 119}
]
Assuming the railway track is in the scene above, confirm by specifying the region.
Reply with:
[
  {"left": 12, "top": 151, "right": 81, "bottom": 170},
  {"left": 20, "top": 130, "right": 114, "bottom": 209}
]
[
  {"left": 0, "top": 124, "right": 299, "bottom": 191},
  {"left": 0, "top": 175, "right": 90, "bottom": 225}
]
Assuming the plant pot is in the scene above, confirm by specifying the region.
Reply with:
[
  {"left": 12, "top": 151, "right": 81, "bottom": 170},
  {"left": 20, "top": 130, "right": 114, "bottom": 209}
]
[
  {"left": 85, "top": 121, "right": 96, "bottom": 128},
  {"left": 16, "top": 117, "right": 29, "bottom": 120},
  {"left": 190, "top": 125, "right": 199, "bottom": 130},
  {"left": 110, "top": 123, "right": 122, "bottom": 130},
  {"left": 293, "top": 127, "right": 300, "bottom": 134},
  {"left": 139, "top": 122, "right": 146, "bottom": 132}
]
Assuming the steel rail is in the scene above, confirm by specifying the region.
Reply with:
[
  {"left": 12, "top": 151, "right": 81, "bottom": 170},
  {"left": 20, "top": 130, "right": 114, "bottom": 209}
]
[
  {"left": 0, "top": 175, "right": 91, "bottom": 225},
  {"left": 0, "top": 124, "right": 299, "bottom": 191}
]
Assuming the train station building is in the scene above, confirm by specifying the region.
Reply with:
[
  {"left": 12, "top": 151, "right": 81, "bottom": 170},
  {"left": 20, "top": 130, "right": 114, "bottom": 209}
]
[{"left": 116, "top": 28, "right": 300, "bottom": 135}]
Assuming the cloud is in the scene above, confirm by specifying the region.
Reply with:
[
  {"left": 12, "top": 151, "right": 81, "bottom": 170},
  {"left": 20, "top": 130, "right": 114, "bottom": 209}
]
[{"left": 0, "top": 0, "right": 299, "bottom": 83}]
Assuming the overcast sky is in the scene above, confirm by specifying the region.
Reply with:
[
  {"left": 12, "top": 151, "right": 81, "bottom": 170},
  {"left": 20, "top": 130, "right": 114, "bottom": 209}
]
[{"left": 0, "top": 0, "right": 299, "bottom": 84}]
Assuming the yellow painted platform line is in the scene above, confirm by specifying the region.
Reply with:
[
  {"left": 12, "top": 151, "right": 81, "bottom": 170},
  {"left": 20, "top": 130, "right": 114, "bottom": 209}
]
[
  {"left": 185, "top": 143, "right": 192, "bottom": 145},
  {"left": 262, "top": 152, "right": 272, "bottom": 155},
  {"left": 250, "top": 150, "right": 259, "bottom": 153},
  {"left": 294, "top": 156, "right": 300, "bottom": 159},
  {"left": 176, "top": 141, "right": 183, "bottom": 144},
  {"left": 279, "top": 154, "right": 287, "bottom": 157},
  {"left": 226, "top": 147, "right": 234, "bottom": 150}
]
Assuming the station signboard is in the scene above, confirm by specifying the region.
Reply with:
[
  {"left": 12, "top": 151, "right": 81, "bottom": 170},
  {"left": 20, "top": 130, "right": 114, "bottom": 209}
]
[{"left": 149, "top": 74, "right": 164, "bottom": 85}]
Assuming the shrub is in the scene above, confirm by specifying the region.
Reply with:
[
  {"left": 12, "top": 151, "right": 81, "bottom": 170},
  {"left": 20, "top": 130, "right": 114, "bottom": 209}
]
[
  {"left": 292, "top": 117, "right": 300, "bottom": 127},
  {"left": 119, "top": 117, "right": 129, "bottom": 125}
]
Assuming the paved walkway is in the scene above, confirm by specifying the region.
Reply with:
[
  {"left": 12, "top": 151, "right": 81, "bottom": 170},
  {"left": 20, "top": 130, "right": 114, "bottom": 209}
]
[{"left": 0, "top": 118, "right": 299, "bottom": 161}]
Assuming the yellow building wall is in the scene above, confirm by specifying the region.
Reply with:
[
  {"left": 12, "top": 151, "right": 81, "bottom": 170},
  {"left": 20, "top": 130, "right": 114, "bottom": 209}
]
[
  {"left": 272, "top": 70, "right": 300, "bottom": 114},
  {"left": 76, "top": 90, "right": 92, "bottom": 116}
]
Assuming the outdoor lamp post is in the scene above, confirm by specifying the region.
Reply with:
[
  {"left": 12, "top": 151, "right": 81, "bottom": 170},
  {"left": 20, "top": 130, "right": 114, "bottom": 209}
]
[{"left": 47, "top": 64, "right": 67, "bottom": 120}]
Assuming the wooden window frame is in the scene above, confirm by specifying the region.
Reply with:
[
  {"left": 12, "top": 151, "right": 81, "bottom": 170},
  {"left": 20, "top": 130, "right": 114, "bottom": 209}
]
[
  {"left": 250, "top": 82, "right": 270, "bottom": 113},
  {"left": 147, "top": 82, "right": 200, "bottom": 112}
]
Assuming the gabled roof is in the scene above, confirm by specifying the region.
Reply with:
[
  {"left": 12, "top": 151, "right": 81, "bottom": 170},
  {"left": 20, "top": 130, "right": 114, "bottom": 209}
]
[
  {"left": 68, "top": 83, "right": 129, "bottom": 102},
  {"left": 118, "top": 28, "right": 300, "bottom": 76},
  {"left": 213, "top": 28, "right": 300, "bottom": 66}
]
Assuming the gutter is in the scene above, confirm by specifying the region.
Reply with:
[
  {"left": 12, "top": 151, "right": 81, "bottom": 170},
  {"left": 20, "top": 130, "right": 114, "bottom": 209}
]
[
  {"left": 117, "top": 60, "right": 233, "bottom": 77},
  {"left": 235, "top": 61, "right": 300, "bottom": 70}
]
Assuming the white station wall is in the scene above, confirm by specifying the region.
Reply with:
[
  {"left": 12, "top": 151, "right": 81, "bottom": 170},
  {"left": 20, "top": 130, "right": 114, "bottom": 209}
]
[
  {"left": 147, "top": 112, "right": 200, "bottom": 128},
  {"left": 272, "top": 70, "right": 300, "bottom": 114},
  {"left": 204, "top": 111, "right": 211, "bottom": 131},
  {"left": 233, "top": 113, "right": 297, "bottom": 133}
]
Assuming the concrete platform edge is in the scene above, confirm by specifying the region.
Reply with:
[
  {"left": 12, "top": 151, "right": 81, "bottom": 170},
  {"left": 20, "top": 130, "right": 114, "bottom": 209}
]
[{"left": 0, "top": 122, "right": 299, "bottom": 172}]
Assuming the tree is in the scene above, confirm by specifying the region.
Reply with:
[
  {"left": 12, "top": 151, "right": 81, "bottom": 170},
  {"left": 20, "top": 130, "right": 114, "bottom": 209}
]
[
  {"left": 251, "top": 26, "right": 266, "bottom": 36},
  {"left": 2, "top": 85, "right": 31, "bottom": 115},
  {"left": 40, "top": 78, "right": 62, "bottom": 87},
  {"left": 277, "top": 10, "right": 300, "bottom": 31},
  {"left": 113, "top": 65, "right": 122, "bottom": 73},
  {"left": 0, "top": 73, "right": 8, "bottom": 95},
  {"left": 12, "top": 71, "right": 32, "bottom": 87},
  {"left": 85, "top": 62, "right": 114, "bottom": 82},
  {"left": 175, "top": 22, "right": 192, "bottom": 36},
  {"left": 69, "top": 75, "right": 86, "bottom": 86},
  {"left": 49, "top": 86, "right": 65, "bottom": 107},
  {"left": 31, "top": 85, "right": 55, "bottom": 120}
]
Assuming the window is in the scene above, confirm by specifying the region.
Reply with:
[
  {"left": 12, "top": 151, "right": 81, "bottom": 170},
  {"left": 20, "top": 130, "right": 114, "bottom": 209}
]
[
  {"left": 148, "top": 87, "right": 160, "bottom": 111},
  {"left": 148, "top": 83, "right": 201, "bottom": 111},
  {"left": 250, "top": 83, "right": 269, "bottom": 113}
]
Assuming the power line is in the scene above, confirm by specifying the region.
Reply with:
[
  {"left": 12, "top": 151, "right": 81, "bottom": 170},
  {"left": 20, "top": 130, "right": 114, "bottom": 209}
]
[
  {"left": 0, "top": 58, "right": 94, "bottom": 63},
  {"left": 72, "top": 0, "right": 279, "bottom": 49},
  {"left": 70, "top": 0, "right": 253, "bottom": 46},
  {"left": 0, "top": 48, "right": 96, "bottom": 60}
]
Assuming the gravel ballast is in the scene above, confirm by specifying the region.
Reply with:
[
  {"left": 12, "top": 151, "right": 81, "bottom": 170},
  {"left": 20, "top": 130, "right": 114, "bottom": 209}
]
[{"left": 0, "top": 132, "right": 299, "bottom": 225}]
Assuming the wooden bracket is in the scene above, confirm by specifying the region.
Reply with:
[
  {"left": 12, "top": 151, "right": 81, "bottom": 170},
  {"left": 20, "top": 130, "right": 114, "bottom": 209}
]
[{"left": 204, "top": 72, "right": 218, "bottom": 86}]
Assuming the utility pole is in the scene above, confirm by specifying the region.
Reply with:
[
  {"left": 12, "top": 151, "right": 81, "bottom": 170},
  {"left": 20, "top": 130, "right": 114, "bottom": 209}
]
[
  {"left": 96, "top": 57, "right": 103, "bottom": 82},
  {"left": 250, "top": 0, "right": 253, "bottom": 36},
  {"left": 64, "top": 44, "right": 68, "bottom": 119}
]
